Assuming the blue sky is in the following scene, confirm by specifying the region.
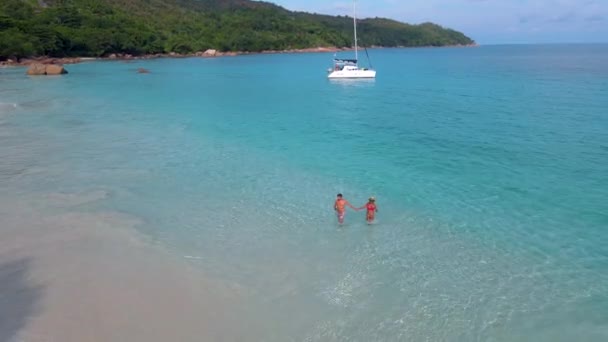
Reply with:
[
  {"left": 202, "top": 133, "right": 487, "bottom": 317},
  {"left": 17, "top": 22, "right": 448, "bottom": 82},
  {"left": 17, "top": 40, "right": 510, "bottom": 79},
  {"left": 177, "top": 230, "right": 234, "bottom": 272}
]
[{"left": 269, "top": 0, "right": 608, "bottom": 44}]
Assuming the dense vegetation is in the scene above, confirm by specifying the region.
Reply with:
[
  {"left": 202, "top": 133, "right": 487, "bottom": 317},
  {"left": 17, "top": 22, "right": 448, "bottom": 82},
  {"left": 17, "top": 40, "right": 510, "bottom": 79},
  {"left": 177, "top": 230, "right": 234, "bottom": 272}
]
[{"left": 0, "top": 0, "right": 475, "bottom": 60}]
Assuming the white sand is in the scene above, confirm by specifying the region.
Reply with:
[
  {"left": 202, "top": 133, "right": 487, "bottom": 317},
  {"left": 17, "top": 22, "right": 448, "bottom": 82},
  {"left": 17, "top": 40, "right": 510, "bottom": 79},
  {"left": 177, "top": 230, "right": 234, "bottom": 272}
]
[{"left": 0, "top": 192, "right": 256, "bottom": 342}]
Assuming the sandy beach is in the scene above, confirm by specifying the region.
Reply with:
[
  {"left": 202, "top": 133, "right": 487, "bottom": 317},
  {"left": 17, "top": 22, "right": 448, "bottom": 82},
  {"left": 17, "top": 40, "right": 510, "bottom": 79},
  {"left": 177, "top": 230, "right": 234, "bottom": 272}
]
[{"left": 0, "top": 191, "right": 253, "bottom": 342}]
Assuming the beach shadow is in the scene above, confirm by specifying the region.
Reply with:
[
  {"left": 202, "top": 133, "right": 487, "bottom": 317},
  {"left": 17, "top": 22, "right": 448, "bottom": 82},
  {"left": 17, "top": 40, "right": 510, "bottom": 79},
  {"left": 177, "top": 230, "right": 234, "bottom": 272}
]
[{"left": 0, "top": 258, "right": 43, "bottom": 342}]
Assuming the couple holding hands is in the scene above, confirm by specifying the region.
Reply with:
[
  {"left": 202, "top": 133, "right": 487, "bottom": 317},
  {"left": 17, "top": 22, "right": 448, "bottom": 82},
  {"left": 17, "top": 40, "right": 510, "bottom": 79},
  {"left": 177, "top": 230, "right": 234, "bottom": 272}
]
[{"left": 333, "top": 193, "right": 378, "bottom": 225}]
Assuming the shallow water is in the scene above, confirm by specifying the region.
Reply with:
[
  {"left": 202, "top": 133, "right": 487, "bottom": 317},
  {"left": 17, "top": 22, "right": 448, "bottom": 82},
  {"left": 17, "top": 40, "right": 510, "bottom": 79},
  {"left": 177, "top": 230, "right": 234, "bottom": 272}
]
[{"left": 1, "top": 45, "right": 607, "bottom": 341}]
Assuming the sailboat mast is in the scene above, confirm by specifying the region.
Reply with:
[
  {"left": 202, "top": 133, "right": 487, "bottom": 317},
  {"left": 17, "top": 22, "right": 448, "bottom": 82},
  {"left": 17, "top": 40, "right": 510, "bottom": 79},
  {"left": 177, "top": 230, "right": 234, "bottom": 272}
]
[{"left": 353, "top": 0, "right": 358, "bottom": 63}]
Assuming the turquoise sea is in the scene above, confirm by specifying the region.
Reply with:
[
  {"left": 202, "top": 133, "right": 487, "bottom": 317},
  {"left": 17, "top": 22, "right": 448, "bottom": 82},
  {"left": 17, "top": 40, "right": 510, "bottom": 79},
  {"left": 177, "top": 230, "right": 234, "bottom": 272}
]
[{"left": 1, "top": 44, "right": 607, "bottom": 341}]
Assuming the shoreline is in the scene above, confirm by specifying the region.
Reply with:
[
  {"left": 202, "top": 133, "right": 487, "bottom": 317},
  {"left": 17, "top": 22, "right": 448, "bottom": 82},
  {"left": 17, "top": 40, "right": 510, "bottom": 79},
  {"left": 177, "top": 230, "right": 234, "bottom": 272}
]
[{"left": 1, "top": 44, "right": 478, "bottom": 67}]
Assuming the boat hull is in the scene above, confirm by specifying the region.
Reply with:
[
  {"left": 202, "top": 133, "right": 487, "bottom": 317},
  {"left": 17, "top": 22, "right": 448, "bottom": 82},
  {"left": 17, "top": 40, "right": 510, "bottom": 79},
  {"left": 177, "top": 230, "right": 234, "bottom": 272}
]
[{"left": 327, "top": 69, "right": 377, "bottom": 79}]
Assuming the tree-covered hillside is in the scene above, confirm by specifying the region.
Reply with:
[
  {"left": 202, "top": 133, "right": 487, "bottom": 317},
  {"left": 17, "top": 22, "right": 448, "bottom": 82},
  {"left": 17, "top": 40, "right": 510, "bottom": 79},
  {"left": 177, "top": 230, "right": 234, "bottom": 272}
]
[{"left": 0, "top": 0, "right": 475, "bottom": 60}]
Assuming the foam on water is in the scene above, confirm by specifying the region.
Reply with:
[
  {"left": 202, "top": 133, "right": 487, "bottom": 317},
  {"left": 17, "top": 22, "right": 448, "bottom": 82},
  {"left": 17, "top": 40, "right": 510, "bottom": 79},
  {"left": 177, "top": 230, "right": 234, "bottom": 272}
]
[
  {"left": 1, "top": 45, "right": 607, "bottom": 341},
  {"left": 0, "top": 102, "right": 17, "bottom": 111}
]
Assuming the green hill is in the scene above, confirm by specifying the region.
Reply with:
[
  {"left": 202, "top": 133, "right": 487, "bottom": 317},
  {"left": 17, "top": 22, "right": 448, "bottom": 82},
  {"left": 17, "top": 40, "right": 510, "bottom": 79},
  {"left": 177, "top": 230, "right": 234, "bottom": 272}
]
[{"left": 0, "top": 0, "right": 475, "bottom": 60}]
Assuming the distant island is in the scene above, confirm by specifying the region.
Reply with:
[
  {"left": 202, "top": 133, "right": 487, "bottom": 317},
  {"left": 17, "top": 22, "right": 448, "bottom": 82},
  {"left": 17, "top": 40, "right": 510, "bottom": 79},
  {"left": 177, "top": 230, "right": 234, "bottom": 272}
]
[{"left": 0, "top": 0, "right": 475, "bottom": 61}]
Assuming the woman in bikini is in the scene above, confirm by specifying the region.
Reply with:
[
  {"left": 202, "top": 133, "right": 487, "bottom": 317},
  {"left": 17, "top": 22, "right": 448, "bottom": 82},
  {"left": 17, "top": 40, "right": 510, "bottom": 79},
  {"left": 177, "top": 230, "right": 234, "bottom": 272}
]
[{"left": 359, "top": 197, "right": 378, "bottom": 224}]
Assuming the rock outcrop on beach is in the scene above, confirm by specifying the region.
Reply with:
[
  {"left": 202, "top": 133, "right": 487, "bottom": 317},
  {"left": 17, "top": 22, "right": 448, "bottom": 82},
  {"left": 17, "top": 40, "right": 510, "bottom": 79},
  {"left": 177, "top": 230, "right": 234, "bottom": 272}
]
[
  {"left": 26, "top": 64, "right": 68, "bottom": 75},
  {"left": 20, "top": 58, "right": 80, "bottom": 66},
  {"left": 25, "top": 64, "right": 46, "bottom": 75},
  {"left": 45, "top": 64, "right": 67, "bottom": 75},
  {"left": 203, "top": 49, "right": 217, "bottom": 57}
]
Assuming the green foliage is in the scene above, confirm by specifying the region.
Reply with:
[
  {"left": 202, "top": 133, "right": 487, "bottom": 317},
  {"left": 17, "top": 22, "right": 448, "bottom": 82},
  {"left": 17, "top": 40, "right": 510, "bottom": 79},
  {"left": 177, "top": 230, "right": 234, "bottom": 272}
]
[
  {"left": 0, "top": 28, "right": 38, "bottom": 59},
  {"left": 0, "top": 0, "right": 475, "bottom": 60}
]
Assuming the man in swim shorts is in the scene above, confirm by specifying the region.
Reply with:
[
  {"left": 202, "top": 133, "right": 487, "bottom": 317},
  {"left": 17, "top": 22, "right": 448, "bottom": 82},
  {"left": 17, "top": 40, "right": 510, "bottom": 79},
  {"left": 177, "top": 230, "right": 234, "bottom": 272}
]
[{"left": 334, "top": 193, "right": 357, "bottom": 224}]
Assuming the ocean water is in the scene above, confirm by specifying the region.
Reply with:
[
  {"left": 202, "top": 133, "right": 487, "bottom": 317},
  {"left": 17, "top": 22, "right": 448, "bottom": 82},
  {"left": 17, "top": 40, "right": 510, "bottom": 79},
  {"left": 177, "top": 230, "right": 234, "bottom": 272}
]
[{"left": 1, "top": 44, "right": 607, "bottom": 341}]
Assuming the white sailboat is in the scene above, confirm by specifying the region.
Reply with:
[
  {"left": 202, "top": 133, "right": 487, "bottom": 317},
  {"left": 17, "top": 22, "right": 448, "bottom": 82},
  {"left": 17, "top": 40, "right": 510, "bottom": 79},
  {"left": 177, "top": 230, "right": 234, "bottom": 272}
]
[{"left": 327, "top": 0, "right": 376, "bottom": 79}]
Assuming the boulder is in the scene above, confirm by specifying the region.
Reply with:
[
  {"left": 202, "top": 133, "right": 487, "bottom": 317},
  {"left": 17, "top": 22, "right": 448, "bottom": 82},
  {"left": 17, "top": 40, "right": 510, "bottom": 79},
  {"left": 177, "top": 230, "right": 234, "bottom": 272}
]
[
  {"left": 45, "top": 64, "right": 68, "bottom": 75},
  {"left": 26, "top": 64, "right": 47, "bottom": 75},
  {"left": 108, "top": 53, "right": 117, "bottom": 59},
  {"left": 203, "top": 49, "right": 217, "bottom": 57},
  {"left": 26, "top": 63, "right": 68, "bottom": 76}
]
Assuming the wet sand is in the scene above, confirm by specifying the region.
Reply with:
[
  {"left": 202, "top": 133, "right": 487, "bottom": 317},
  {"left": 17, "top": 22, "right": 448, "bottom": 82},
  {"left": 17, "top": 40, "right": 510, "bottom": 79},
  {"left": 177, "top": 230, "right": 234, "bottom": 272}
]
[{"left": 0, "top": 192, "right": 252, "bottom": 342}]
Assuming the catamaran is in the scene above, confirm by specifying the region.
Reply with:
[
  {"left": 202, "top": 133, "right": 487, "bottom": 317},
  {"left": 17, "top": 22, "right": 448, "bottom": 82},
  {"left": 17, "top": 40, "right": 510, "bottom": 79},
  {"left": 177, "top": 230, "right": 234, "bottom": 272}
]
[{"left": 327, "top": 0, "right": 376, "bottom": 79}]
